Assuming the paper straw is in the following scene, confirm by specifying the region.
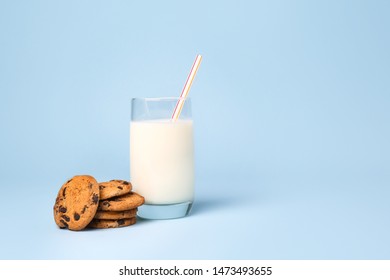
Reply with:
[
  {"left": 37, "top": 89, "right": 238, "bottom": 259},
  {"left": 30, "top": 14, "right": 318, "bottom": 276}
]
[{"left": 172, "top": 54, "right": 202, "bottom": 121}]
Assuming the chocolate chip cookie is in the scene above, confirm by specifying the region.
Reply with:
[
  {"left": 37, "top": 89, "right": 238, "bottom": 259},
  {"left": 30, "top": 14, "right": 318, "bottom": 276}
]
[
  {"left": 98, "top": 192, "right": 145, "bottom": 211},
  {"left": 99, "top": 180, "right": 132, "bottom": 200},
  {"left": 53, "top": 175, "right": 100, "bottom": 231},
  {"left": 94, "top": 208, "right": 137, "bottom": 220},
  {"left": 88, "top": 217, "right": 137, "bottom": 229}
]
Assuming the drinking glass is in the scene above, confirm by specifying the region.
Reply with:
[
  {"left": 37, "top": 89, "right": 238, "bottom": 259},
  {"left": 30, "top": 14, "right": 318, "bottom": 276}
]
[{"left": 130, "top": 97, "right": 194, "bottom": 219}]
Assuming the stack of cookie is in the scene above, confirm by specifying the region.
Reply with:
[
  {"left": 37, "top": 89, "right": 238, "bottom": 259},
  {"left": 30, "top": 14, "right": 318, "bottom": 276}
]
[
  {"left": 89, "top": 180, "right": 144, "bottom": 229},
  {"left": 53, "top": 175, "right": 144, "bottom": 231}
]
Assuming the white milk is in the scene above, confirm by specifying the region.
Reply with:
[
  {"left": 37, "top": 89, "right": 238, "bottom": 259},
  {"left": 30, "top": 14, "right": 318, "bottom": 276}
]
[{"left": 130, "top": 120, "right": 194, "bottom": 204}]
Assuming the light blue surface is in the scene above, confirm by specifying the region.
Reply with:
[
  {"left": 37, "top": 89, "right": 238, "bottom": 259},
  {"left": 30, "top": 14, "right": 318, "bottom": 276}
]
[{"left": 0, "top": 0, "right": 389, "bottom": 259}]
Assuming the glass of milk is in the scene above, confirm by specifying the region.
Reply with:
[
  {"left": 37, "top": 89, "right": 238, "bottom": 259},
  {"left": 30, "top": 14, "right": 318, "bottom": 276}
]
[{"left": 130, "top": 97, "right": 194, "bottom": 219}]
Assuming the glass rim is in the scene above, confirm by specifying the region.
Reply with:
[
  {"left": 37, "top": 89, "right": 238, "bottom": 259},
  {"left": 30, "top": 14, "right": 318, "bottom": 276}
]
[{"left": 131, "top": 97, "right": 191, "bottom": 102}]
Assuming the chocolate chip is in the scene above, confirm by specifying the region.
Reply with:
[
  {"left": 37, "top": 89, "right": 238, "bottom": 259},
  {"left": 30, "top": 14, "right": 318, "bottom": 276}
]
[
  {"left": 102, "top": 201, "right": 110, "bottom": 207},
  {"left": 59, "top": 206, "right": 67, "bottom": 213},
  {"left": 122, "top": 181, "right": 129, "bottom": 185},
  {"left": 81, "top": 205, "right": 88, "bottom": 214},
  {"left": 88, "top": 183, "right": 93, "bottom": 189},
  {"left": 117, "top": 219, "right": 125, "bottom": 225},
  {"left": 74, "top": 213, "right": 80, "bottom": 221},
  {"left": 117, "top": 186, "right": 123, "bottom": 190},
  {"left": 92, "top": 193, "right": 99, "bottom": 204},
  {"left": 99, "top": 185, "right": 106, "bottom": 190},
  {"left": 62, "top": 187, "right": 67, "bottom": 197},
  {"left": 61, "top": 215, "right": 70, "bottom": 222},
  {"left": 60, "top": 220, "right": 69, "bottom": 228}
]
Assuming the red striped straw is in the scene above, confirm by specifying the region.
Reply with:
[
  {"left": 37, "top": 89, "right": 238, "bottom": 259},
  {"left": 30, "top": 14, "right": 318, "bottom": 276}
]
[{"left": 172, "top": 54, "right": 203, "bottom": 121}]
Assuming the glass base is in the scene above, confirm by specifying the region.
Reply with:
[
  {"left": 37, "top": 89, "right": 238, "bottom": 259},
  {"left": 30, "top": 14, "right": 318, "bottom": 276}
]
[{"left": 137, "top": 201, "right": 193, "bottom": 220}]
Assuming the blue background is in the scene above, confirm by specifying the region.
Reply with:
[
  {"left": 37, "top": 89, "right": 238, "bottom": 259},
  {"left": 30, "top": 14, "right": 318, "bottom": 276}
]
[{"left": 0, "top": 0, "right": 389, "bottom": 259}]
